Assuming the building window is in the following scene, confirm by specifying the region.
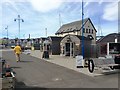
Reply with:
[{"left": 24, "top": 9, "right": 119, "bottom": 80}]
[
  {"left": 73, "top": 30, "right": 75, "bottom": 33},
  {"left": 92, "top": 29, "right": 94, "bottom": 34},
  {"left": 70, "top": 28, "right": 72, "bottom": 31},
  {"left": 76, "top": 27, "right": 78, "bottom": 30},
  {"left": 89, "top": 29, "right": 91, "bottom": 33},
  {"left": 82, "top": 28, "right": 85, "bottom": 33},
  {"left": 67, "top": 29, "right": 69, "bottom": 31},
  {"left": 86, "top": 28, "right": 88, "bottom": 33}
]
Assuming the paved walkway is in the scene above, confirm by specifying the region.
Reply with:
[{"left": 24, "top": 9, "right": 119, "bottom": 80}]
[
  {"left": 25, "top": 50, "right": 119, "bottom": 77},
  {"left": 1, "top": 49, "right": 119, "bottom": 88}
]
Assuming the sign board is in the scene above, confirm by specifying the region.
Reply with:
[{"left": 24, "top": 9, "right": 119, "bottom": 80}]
[
  {"left": 76, "top": 55, "right": 84, "bottom": 68},
  {"left": 107, "top": 42, "right": 120, "bottom": 55}
]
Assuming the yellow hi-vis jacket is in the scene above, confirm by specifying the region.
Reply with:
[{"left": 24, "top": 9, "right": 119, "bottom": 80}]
[{"left": 14, "top": 45, "right": 21, "bottom": 54}]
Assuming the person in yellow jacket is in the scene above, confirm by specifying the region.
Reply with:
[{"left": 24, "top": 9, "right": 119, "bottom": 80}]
[{"left": 14, "top": 43, "right": 22, "bottom": 62}]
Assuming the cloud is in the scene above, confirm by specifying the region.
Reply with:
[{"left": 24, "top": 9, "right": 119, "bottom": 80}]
[
  {"left": 63, "top": 0, "right": 119, "bottom": 2},
  {"left": 1, "top": 0, "right": 119, "bottom": 38},
  {"left": 2, "top": 0, "right": 30, "bottom": 13},
  {"left": 29, "top": 0, "right": 63, "bottom": 13},
  {"left": 2, "top": 0, "right": 28, "bottom": 3},
  {"left": 84, "top": 2, "right": 90, "bottom": 8},
  {"left": 102, "top": 2, "right": 118, "bottom": 21},
  {"left": 98, "top": 0, "right": 104, "bottom": 4}
]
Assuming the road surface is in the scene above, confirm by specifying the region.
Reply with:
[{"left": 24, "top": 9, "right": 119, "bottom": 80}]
[{"left": 1, "top": 50, "right": 119, "bottom": 89}]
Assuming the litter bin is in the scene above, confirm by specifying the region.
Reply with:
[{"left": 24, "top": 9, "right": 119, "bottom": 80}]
[{"left": 42, "top": 51, "right": 49, "bottom": 59}]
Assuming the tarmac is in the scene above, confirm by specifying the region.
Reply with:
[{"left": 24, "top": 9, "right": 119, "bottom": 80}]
[{"left": 23, "top": 50, "right": 120, "bottom": 77}]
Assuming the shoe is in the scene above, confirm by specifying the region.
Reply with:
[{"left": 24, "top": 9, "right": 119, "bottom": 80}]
[{"left": 16, "top": 60, "right": 19, "bottom": 62}]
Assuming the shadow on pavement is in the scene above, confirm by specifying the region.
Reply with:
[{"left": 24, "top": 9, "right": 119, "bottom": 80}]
[
  {"left": 11, "top": 66, "right": 21, "bottom": 69},
  {"left": 102, "top": 70, "right": 120, "bottom": 75},
  {"left": 19, "top": 60, "right": 33, "bottom": 63},
  {"left": 15, "top": 80, "right": 47, "bottom": 90}
]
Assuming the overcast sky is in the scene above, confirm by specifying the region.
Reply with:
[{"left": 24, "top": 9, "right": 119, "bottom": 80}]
[{"left": 0, "top": 0, "right": 119, "bottom": 39}]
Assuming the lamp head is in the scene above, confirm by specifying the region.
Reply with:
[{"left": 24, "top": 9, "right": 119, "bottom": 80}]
[{"left": 22, "top": 19, "right": 24, "bottom": 22}]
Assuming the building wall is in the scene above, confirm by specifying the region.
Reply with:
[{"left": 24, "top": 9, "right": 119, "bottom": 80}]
[
  {"left": 60, "top": 35, "right": 94, "bottom": 58},
  {"left": 117, "top": 33, "right": 120, "bottom": 42},
  {"left": 60, "top": 35, "right": 80, "bottom": 57},
  {"left": 83, "top": 20, "right": 96, "bottom": 44},
  {"left": 51, "top": 41, "right": 61, "bottom": 55}
]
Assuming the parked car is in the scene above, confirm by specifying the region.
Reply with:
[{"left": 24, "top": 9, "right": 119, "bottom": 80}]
[
  {"left": 10, "top": 45, "right": 15, "bottom": 49},
  {"left": 32, "top": 44, "right": 40, "bottom": 50}
]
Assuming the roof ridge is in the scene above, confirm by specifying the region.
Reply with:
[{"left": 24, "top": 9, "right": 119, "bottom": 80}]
[
  {"left": 97, "top": 33, "right": 118, "bottom": 43},
  {"left": 55, "top": 18, "right": 91, "bottom": 34},
  {"left": 63, "top": 18, "right": 89, "bottom": 26}
]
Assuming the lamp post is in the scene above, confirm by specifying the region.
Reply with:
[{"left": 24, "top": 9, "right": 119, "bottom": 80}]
[
  {"left": 5, "top": 26, "right": 8, "bottom": 46},
  {"left": 81, "top": 0, "right": 84, "bottom": 58},
  {"left": 14, "top": 15, "right": 24, "bottom": 44}
]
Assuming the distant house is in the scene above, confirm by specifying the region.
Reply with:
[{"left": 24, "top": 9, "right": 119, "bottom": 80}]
[
  {"left": 55, "top": 18, "right": 97, "bottom": 44},
  {"left": 97, "top": 33, "right": 120, "bottom": 44},
  {"left": 55, "top": 18, "right": 97, "bottom": 58},
  {"left": 31, "top": 38, "right": 41, "bottom": 44},
  {"left": 38, "top": 36, "right": 62, "bottom": 55},
  {"left": 48, "top": 36, "right": 62, "bottom": 55},
  {"left": 39, "top": 37, "right": 48, "bottom": 51},
  {"left": 97, "top": 33, "right": 120, "bottom": 57},
  {"left": 118, "top": 32, "right": 120, "bottom": 42}
]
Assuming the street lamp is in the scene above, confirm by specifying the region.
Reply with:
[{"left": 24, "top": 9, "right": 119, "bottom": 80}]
[
  {"left": 14, "top": 15, "right": 24, "bottom": 44},
  {"left": 81, "top": 0, "right": 84, "bottom": 58},
  {"left": 5, "top": 26, "right": 8, "bottom": 46}
]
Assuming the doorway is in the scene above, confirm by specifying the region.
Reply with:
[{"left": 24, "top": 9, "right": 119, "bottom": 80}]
[
  {"left": 65, "top": 42, "right": 74, "bottom": 56},
  {"left": 65, "top": 43, "right": 70, "bottom": 56}
]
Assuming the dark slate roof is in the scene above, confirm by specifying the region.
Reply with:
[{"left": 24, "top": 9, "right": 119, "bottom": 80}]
[
  {"left": 119, "top": 32, "right": 120, "bottom": 42},
  {"left": 97, "top": 33, "right": 120, "bottom": 44},
  {"left": 76, "top": 35, "right": 92, "bottom": 41},
  {"left": 55, "top": 18, "right": 97, "bottom": 34},
  {"left": 63, "top": 35, "right": 92, "bottom": 41},
  {"left": 40, "top": 37, "right": 47, "bottom": 41},
  {"left": 48, "top": 36, "right": 62, "bottom": 41}
]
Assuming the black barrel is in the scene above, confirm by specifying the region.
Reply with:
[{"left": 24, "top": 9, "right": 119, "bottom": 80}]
[{"left": 114, "top": 56, "right": 120, "bottom": 64}]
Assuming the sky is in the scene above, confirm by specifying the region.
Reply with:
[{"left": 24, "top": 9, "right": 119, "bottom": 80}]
[{"left": 0, "top": 0, "right": 120, "bottom": 39}]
